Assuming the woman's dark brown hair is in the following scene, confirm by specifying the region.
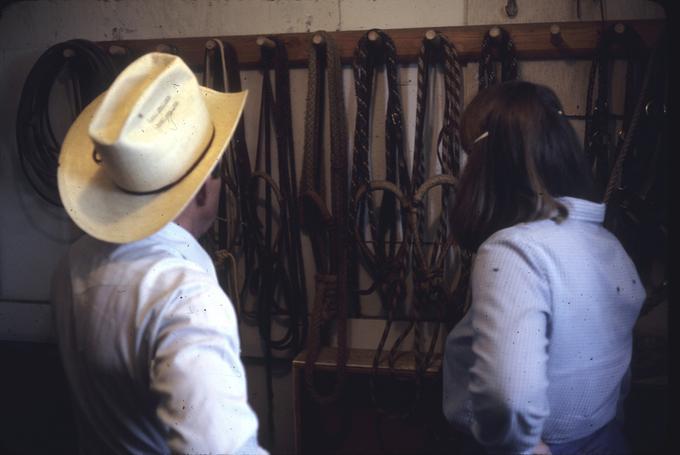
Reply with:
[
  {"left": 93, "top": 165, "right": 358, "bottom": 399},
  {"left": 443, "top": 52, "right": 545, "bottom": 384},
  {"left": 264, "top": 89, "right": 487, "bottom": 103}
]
[{"left": 451, "top": 80, "right": 600, "bottom": 251}]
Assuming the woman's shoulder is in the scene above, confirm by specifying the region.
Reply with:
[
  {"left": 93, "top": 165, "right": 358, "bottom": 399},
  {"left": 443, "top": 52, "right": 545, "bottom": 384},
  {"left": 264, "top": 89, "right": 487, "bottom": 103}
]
[{"left": 483, "top": 217, "right": 561, "bottom": 248}]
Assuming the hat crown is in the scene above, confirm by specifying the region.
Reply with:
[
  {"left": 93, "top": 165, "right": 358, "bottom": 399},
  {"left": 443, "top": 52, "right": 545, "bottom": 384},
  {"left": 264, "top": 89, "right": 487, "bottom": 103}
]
[{"left": 88, "top": 53, "right": 213, "bottom": 193}]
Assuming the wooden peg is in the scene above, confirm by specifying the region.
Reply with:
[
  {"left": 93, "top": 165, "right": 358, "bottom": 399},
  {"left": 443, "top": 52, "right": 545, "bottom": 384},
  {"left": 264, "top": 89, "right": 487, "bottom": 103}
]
[
  {"left": 489, "top": 26, "right": 502, "bottom": 39},
  {"left": 108, "top": 45, "right": 127, "bottom": 56},
  {"left": 614, "top": 23, "right": 626, "bottom": 34},
  {"left": 550, "top": 24, "right": 563, "bottom": 47},
  {"left": 256, "top": 36, "right": 276, "bottom": 49},
  {"left": 367, "top": 30, "right": 381, "bottom": 42},
  {"left": 156, "top": 43, "right": 177, "bottom": 54},
  {"left": 63, "top": 48, "right": 76, "bottom": 58},
  {"left": 312, "top": 33, "right": 325, "bottom": 46},
  {"left": 425, "top": 29, "right": 440, "bottom": 44}
]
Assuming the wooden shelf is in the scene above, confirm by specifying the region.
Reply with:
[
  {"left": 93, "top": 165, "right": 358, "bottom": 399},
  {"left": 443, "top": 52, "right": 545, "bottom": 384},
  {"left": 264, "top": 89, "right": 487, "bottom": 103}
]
[
  {"left": 96, "top": 19, "right": 665, "bottom": 70},
  {"left": 293, "top": 347, "right": 441, "bottom": 377}
]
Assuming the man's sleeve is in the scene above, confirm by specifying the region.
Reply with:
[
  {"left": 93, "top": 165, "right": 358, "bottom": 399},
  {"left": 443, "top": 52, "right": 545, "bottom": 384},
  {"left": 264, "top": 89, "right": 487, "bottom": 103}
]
[
  {"left": 468, "top": 233, "right": 552, "bottom": 454},
  {"left": 147, "top": 265, "right": 267, "bottom": 455}
]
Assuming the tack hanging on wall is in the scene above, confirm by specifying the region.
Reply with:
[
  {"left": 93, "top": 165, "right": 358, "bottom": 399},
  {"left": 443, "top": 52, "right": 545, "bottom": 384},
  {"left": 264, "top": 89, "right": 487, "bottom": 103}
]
[{"left": 15, "top": 39, "right": 117, "bottom": 206}]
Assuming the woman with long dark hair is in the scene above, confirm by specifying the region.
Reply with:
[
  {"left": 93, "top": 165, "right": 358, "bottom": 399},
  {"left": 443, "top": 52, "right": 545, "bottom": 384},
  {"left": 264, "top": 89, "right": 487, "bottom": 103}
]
[{"left": 443, "top": 81, "right": 645, "bottom": 454}]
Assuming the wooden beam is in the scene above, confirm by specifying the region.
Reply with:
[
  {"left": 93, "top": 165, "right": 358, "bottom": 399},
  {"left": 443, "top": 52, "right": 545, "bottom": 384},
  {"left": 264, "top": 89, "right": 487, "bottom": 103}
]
[
  {"left": 97, "top": 19, "right": 664, "bottom": 70},
  {"left": 293, "top": 347, "right": 442, "bottom": 377}
]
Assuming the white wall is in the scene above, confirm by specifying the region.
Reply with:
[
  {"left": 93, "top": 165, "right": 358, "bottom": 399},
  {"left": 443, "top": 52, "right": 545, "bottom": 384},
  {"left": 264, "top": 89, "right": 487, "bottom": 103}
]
[{"left": 0, "top": 1, "right": 665, "bottom": 454}]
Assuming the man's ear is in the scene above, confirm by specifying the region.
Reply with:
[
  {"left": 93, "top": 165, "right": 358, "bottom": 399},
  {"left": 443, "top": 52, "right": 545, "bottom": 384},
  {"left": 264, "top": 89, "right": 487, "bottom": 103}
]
[{"left": 195, "top": 182, "right": 208, "bottom": 207}]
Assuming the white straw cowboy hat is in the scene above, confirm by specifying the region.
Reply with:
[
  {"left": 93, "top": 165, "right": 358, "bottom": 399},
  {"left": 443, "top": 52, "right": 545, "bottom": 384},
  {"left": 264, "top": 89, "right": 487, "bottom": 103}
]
[{"left": 58, "top": 52, "right": 247, "bottom": 243}]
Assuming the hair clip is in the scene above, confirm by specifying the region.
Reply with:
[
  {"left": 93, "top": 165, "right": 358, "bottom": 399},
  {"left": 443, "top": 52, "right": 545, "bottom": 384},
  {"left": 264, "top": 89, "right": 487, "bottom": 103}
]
[{"left": 473, "top": 131, "right": 489, "bottom": 144}]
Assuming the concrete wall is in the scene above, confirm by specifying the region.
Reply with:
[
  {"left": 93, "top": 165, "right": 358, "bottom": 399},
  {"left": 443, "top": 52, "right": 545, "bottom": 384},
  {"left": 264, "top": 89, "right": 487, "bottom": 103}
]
[{"left": 0, "top": 1, "right": 666, "bottom": 454}]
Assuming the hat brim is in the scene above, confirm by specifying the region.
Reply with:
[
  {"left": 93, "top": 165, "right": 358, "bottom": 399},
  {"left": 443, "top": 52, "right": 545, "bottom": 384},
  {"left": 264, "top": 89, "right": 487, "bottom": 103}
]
[{"left": 58, "top": 87, "right": 248, "bottom": 244}]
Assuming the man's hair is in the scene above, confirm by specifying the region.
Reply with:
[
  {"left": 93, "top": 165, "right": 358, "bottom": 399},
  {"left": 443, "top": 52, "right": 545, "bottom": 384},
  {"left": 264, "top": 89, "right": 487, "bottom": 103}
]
[{"left": 450, "top": 80, "right": 600, "bottom": 251}]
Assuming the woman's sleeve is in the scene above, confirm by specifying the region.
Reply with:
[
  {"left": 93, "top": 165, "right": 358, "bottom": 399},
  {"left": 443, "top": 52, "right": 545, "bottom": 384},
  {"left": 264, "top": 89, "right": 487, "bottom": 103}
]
[{"left": 468, "top": 233, "right": 552, "bottom": 454}]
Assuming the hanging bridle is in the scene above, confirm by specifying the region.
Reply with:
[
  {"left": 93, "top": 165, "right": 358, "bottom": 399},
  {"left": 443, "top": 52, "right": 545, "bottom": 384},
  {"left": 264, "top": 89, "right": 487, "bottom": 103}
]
[
  {"left": 599, "top": 25, "right": 668, "bottom": 316},
  {"left": 584, "top": 23, "right": 648, "bottom": 192},
  {"left": 348, "top": 28, "right": 412, "bottom": 416},
  {"left": 478, "top": 26, "right": 519, "bottom": 91}
]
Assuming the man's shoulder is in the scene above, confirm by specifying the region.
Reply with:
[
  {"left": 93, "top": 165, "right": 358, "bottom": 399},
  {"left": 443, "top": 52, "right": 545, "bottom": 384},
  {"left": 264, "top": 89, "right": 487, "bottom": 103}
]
[{"left": 69, "top": 234, "right": 210, "bottom": 286}]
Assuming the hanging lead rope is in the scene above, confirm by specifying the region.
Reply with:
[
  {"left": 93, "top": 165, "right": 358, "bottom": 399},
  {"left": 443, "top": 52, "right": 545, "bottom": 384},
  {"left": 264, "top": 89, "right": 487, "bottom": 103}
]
[
  {"left": 249, "top": 36, "right": 309, "bottom": 446},
  {"left": 300, "top": 31, "right": 350, "bottom": 405},
  {"left": 349, "top": 28, "right": 412, "bottom": 417},
  {"left": 202, "top": 38, "right": 250, "bottom": 310}
]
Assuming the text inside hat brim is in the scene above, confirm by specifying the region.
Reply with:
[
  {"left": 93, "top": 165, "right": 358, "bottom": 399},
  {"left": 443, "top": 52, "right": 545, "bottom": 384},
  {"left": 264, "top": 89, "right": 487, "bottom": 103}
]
[{"left": 58, "top": 87, "right": 248, "bottom": 244}]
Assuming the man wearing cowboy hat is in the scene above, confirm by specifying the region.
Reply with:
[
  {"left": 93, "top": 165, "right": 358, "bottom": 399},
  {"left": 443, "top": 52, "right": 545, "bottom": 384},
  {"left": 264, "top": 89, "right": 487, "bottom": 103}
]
[{"left": 50, "top": 52, "right": 267, "bottom": 454}]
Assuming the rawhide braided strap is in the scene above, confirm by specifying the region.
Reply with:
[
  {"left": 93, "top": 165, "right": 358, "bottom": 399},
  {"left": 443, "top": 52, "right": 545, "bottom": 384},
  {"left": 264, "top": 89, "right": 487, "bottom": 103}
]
[
  {"left": 16, "top": 39, "right": 116, "bottom": 206},
  {"left": 202, "top": 38, "right": 252, "bottom": 309},
  {"left": 248, "top": 36, "right": 308, "bottom": 444},
  {"left": 584, "top": 23, "right": 648, "bottom": 191},
  {"left": 300, "top": 31, "right": 350, "bottom": 405},
  {"left": 478, "top": 26, "right": 518, "bottom": 91}
]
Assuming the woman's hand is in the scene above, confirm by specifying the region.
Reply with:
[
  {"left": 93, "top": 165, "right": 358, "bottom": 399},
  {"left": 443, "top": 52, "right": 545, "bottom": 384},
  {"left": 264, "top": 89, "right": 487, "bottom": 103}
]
[{"left": 532, "top": 439, "right": 551, "bottom": 455}]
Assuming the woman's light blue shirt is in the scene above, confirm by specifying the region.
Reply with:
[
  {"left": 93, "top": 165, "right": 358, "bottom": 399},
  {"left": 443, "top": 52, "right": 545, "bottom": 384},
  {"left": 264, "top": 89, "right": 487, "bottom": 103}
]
[{"left": 443, "top": 197, "right": 645, "bottom": 454}]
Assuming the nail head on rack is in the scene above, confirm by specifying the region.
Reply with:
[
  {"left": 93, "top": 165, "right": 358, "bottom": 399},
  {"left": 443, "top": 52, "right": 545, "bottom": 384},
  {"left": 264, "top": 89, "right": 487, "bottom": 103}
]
[
  {"left": 156, "top": 43, "right": 175, "bottom": 53},
  {"left": 614, "top": 23, "right": 626, "bottom": 34},
  {"left": 205, "top": 39, "right": 217, "bottom": 50}
]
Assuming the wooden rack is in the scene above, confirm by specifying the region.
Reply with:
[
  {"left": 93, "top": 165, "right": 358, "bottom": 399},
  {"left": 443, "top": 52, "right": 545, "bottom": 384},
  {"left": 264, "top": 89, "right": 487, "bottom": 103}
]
[{"left": 97, "top": 19, "right": 664, "bottom": 70}]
